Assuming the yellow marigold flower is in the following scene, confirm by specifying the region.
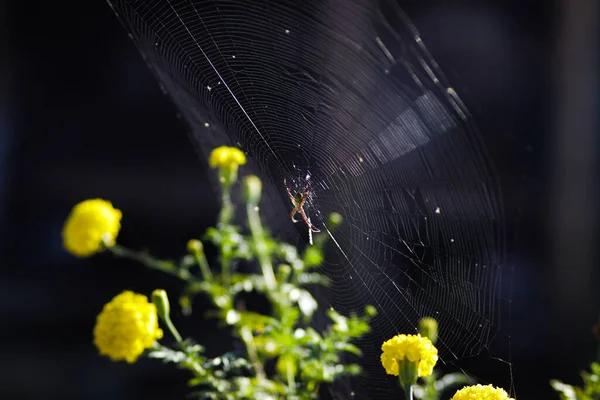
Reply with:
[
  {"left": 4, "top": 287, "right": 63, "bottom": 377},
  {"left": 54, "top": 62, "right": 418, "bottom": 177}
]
[
  {"left": 62, "top": 199, "right": 122, "bottom": 257},
  {"left": 381, "top": 334, "right": 438, "bottom": 377},
  {"left": 93, "top": 291, "right": 163, "bottom": 363},
  {"left": 209, "top": 146, "right": 246, "bottom": 170},
  {"left": 451, "top": 384, "right": 514, "bottom": 400}
]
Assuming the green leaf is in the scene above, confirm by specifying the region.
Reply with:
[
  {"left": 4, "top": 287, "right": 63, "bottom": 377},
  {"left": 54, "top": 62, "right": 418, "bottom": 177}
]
[
  {"left": 294, "top": 327, "right": 322, "bottom": 346},
  {"left": 296, "top": 272, "right": 330, "bottom": 286},
  {"left": 550, "top": 380, "right": 582, "bottom": 400},
  {"left": 290, "top": 288, "right": 318, "bottom": 318},
  {"left": 281, "top": 305, "right": 301, "bottom": 329},
  {"left": 147, "top": 346, "right": 187, "bottom": 364},
  {"left": 235, "top": 377, "right": 287, "bottom": 399},
  {"left": 206, "top": 352, "right": 252, "bottom": 375},
  {"left": 435, "top": 372, "right": 472, "bottom": 392},
  {"left": 278, "top": 243, "right": 300, "bottom": 264},
  {"left": 236, "top": 311, "right": 279, "bottom": 331},
  {"left": 183, "top": 281, "right": 232, "bottom": 311}
]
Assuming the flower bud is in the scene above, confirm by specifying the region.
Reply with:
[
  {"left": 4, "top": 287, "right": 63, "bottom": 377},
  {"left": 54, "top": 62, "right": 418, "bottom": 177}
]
[
  {"left": 365, "top": 305, "right": 377, "bottom": 317},
  {"left": 187, "top": 239, "right": 203, "bottom": 253},
  {"left": 179, "top": 296, "right": 192, "bottom": 316},
  {"left": 277, "top": 264, "right": 292, "bottom": 282},
  {"left": 152, "top": 289, "right": 171, "bottom": 323},
  {"left": 243, "top": 175, "right": 262, "bottom": 205},
  {"left": 328, "top": 212, "right": 343, "bottom": 229},
  {"left": 418, "top": 317, "right": 438, "bottom": 345}
]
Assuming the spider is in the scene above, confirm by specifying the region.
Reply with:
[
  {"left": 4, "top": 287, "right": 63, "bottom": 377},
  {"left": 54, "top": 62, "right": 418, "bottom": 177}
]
[{"left": 284, "top": 178, "right": 320, "bottom": 232}]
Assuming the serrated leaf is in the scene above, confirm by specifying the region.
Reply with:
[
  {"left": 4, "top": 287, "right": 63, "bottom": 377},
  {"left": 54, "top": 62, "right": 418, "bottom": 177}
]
[
  {"left": 147, "top": 347, "right": 187, "bottom": 364},
  {"left": 550, "top": 380, "right": 579, "bottom": 400}
]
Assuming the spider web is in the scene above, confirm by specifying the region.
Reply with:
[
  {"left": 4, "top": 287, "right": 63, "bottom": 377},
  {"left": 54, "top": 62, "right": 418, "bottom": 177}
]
[{"left": 107, "top": 0, "right": 513, "bottom": 398}]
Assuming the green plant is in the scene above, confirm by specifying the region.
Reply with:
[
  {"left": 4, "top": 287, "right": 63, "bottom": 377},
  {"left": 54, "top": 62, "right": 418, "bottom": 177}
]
[
  {"left": 551, "top": 321, "right": 600, "bottom": 400},
  {"left": 78, "top": 146, "right": 374, "bottom": 399}
]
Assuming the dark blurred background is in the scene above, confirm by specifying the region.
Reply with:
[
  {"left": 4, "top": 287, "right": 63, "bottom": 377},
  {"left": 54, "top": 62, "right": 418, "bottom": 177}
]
[{"left": 2, "top": 0, "right": 599, "bottom": 399}]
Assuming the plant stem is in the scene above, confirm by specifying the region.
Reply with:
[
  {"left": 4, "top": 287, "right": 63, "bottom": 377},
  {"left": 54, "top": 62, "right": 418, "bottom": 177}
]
[
  {"left": 221, "top": 251, "right": 232, "bottom": 287},
  {"left": 422, "top": 375, "right": 439, "bottom": 400},
  {"left": 404, "top": 384, "right": 413, "bottom": 400},
  {"left": 108, "top": 244, "right": 192, "bottom": 281},
  {"left": 246, "top": 203, "right": 276, "bottom": 290},
  {"left": 240, "top": 325, "right": 265, "bottom": 379},
  {"left": 218, "top": 182, "right": 234, "bottom": 287},
  {"left": 286, "top": 358, "right": 296, "bottom": 395},
  {"left": 164, "top": 315, "right": 183, "bottom": 345},
  {"left": 219, "top": 184, "right": 234, "bottom": 227},
  {"left": 192, "top": 243, "right": 214, "bottom": 282}
]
